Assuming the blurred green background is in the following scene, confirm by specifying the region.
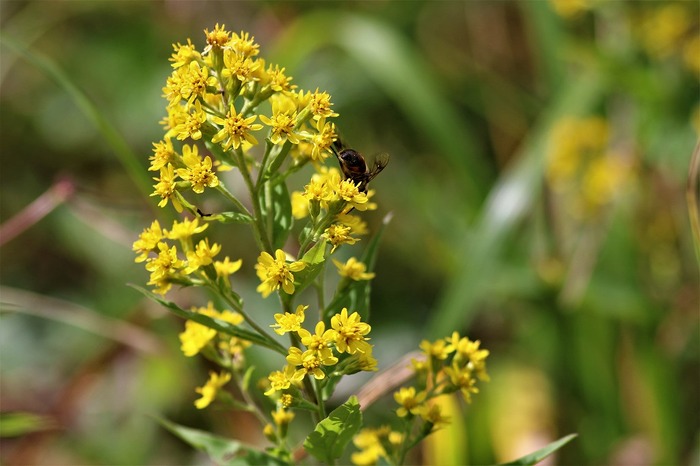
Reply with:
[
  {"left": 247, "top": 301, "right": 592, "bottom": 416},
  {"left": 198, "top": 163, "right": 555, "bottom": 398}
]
[{"left": 1, "top": 1, "right": 698, "bottom": 465}]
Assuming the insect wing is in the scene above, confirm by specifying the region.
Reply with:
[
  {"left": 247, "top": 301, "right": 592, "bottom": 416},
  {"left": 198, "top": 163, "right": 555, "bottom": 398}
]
[{"left": 369, "top": 152, "right": 390, "bottom": 178}]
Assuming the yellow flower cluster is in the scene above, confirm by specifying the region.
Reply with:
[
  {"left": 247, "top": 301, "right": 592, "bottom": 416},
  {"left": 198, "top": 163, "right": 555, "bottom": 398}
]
[
  {"left": 134, "top": 26, "right": 394, "bottom": 456},
  {"left": 151, "top": 23, "right": 344, "bottom": 217},
  {"left": 352, "top": 332, "right": 489, "bottom": 465},
  {"left": 264, "top": 307, "right": 377, "bottom": 397},
  {"left": 132, "top": 218, "right": 241, "bottom": 295},
  {"left": 634, "top": 3, "right": 700, "bottom": 76},
  {"left": 546, "top": 116, "right": 634, "bottom": 219},
  {"left": 351, "top": 426, "right": 404, "bottom": 466},
  {"left": 178, "top": 301, "right": 247, "bottom": 357},
  {"left": 194, "top": 371, "right": 231, "bottom": 409}
]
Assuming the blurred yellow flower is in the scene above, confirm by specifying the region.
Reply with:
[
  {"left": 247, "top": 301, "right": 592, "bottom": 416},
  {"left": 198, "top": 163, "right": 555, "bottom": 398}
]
[{"left": 194, "top": 371, "right": 231, "bottom": 409}]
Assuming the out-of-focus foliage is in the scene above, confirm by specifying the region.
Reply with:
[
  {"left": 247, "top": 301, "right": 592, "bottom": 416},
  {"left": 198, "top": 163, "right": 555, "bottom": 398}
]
[{"left": 0, "top": 1, "right": 697, "bottom": 465}]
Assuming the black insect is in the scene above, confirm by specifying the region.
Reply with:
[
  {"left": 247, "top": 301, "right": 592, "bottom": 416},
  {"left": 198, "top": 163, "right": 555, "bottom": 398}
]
[{"left": 332, "top": 140, "right": 389, "bottom": 193}]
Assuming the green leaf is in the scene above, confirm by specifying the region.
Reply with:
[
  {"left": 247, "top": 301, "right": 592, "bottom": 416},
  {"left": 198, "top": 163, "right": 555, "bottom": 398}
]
[
  {"left": 292, "top": 241, "right": 328, "bottom": 297},
  {"left": 0, "top": 412, "right": 56, "bottom": 437},
  {"left": 241, "top": 365, "right": 256, "bottom": 393},
  {"left": 500, "top": 434, "right": 577, "bottom": 466},
  {"left": 324, "top": 213, "right": 390, "bottom": 321},
  {"left": 211, "top": 211, "right": 254, "bottom": 224},
  {"left": 303, "top": 395, "right": 363, "bottom": 463},
  {"left": 262, "top": 181, "right": 292, "bottom": 250},
  {"left": 158, "top": 417, "right": 288, "bottom": 466},
  {"left": 129, "top": 285, "right": 286, "bottom": 354},
  {"left": 301, "top": 239, "right": 327, "bottom": 265}
]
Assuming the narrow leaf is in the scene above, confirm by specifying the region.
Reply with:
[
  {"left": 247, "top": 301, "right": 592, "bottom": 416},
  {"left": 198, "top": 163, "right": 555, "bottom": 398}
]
[
  {"left": 212, "top": 211, "right": 254, "bottom": 224},
  {"left": 129, "top": 285, "right": 286, "bottom": 354},
  {"left": 0, "top": 412, "right": 56, "bottom": 437},
  {"left": 304, "top": 395, "right": 363, "bottom": 463},
  {"left": 263, "top": 181, "right": 292, "bottom": 250},
  {"left": 292, "top": 241, "right": 327, "bottom": 297},
  {"left": 500, "top": 434, "right": 578, "bottom": 466},
  {"left": 158, "top": 417, "right": 287, "bottom": 466}
]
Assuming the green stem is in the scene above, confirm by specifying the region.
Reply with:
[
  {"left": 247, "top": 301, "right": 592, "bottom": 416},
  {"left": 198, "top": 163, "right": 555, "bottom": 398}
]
[
  {"left": 233, "top": 147, "right": 273, "bottom": 253},
  {"left": 289, "top": 332, "right": 323, "bottom": 423},
  {"left": 255, "top": 139, "right": 275, "bottom": 189},
  {"left": 314, "top": 378, "right": 327, "bottom": 420},
  {"left": 231, "top": 367, "right": 269, "bottom": 428},
  {"left": 218, "top": 286, "right": 287, "bottom": 355},
  {"left": 215, "top": 183, "right": 253, "bottom": 218},
  {"left": 298, "top": 212, "right": 337, "bottom": 257}
]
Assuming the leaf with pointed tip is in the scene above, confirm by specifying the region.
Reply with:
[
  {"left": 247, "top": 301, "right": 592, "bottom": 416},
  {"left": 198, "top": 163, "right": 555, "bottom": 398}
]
[
  {"left": 500, "top": 434, "right": 578, "bottom": 466},
  {"left": 129, "top": 285, "right": 286, "bottom": 354},
  {"left": 303, "top": 396, "right": 362, "bottom": 463},
  {"left": 261, "top": 181, "right": 292, "bottom": 250},
  {"left": 158, "top": 417, "right": 288, "bottom": 466}
]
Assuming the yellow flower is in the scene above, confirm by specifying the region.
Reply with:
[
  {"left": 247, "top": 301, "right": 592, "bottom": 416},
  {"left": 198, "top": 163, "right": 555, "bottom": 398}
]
[
  {"left": 303, "top": 177, "right": 334, "bottom": 204},
  {"left": 271, "top": 407, "right": 295, "bottom": 427},
  {"left": 351, "top": 428, "right": 388, "bottom": 466},
  {"left": 179, "top": 302, "right": 234, "bottom": 357},
  {"left": 259, "top": 97, "right": 301, "bottom": 145},
  {"left": 229, "top": 30, "right": 260, "bottom": 58},
  {"left": 309, "top": 117, "right": 337, "bottom": 162},
  {"left": 221, "top": 49, "right": 260, "bottom": 84},
  {"left": 194, "top": 371, "right": 231, "bottom": 409},
  {"left": 214, "top": 256, "right": 243, "bottom": 278},
  {"left": 445, "top": 332, "right": 490, "bottom": 382},
  {"left": 280, "top": 393, "right": 293, "bottom": 408},
  {"left": 262, "top": 63, "right": 295, "bottom": 93},
  {"left": 133, "top": 220, "right": 164, "bottom": 263},
  {"left": 393, "top": 386, "right": 427, "bottom": 417},
  {"left": 333, "top": 257, "right": 375, "bottom": 281},
  {"left": 151, "top": 164, "right": 182, "bottom": 211},
  {"left": 179, "top": 318, "right": 217, "bottom": 357},
  {"left": 149, "top": 138, "right": 175, "bottom": 171},
  {"left": 255, "top": 249, "right": 306, "bottom": 298},
  {"left": 683, "top": 35, "right": 700, "bottom": 76},
  {"left": 184, "top": 238, "right": 222, "bottom": 274},
  {"left": 355, "top": 348, "right": 379, "bottom": 372},
  {"left": 291, "top": 191, "right": 309, "bottom": 219},
  {"left": 264, "top": 365, "right": 296, "bottom": 396},
  {"left": 166, "top": 217, "right": 208, "bottom": 241},
  {"left": 308, "top": 88, "right": 339, "bottom": 120},
  {"left": 145, "top": 242, "right": 185, "bottom": 295},
  {"left": 175, "top": 144, "right": 219, "bottom": 193},
  {"left": 417, "top": 402, "right": 451, "bottom": 430},
  {"left": 177, "top": 61, "right": 217, "bottom": 106},
  {"left": 169, "top": 38, "right": 200, "bottom": 69},
  {"left": 336, "top": 213, "right": 369, "bottom": 236},
  {"left": 323, "top": 224, "right": 358, "bottom": 252},
  {"left": 637, "top": 4, "right": 692, "bottom": 59},
  {"left": 419, "top": 338, "right": 452, "bottom": 361},
  {"left": 173, "top": 100, "right": 207, "bottom": 141},
  {"left": 444, "top": 364, "right": 479, "bottom": 403},
  {"left": 270, "top": 304, "right": 307, "bottom": 335},
  {"left": 549, "top": 0, "right": 591, "bottom": 19},
  {"left": 328, "top": 308, "right": 372, "bottom": 355},
  {"left": 211, "top": 104, "right": 262, "bottom": 150},
  {"left": 297, "top": 320, "right": 336, "bottom": 362},
  {"left": 203, "top": 23, "right": 230, "bottom": 52},
  {"left": 336, "top": 179, "right": 371, "bottom": 211},
  {"left": 286, "top": 347, "right": 337, "bottom": 381}
]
